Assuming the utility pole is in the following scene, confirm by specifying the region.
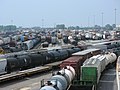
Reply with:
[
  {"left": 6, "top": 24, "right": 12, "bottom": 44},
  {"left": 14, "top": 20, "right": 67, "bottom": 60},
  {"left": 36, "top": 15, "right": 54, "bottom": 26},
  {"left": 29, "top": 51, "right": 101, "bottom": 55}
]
[
  {"left": 102, "top": 12, "right": 104, "bottom": 30},
  {"left": 88, "top": 16, "right": 90, "bottom": 28},
  {"left": 42, "top": 19, "right": 44, "bottom": 29},
  {"left": 93, "top": 15, "right": 95, "bottom": 27},
  {"left": 93, "top": 15, "right": 95, "bottom": 30},
  {"left": 115, "top": 8, "right": 117, "bottom": 27}
]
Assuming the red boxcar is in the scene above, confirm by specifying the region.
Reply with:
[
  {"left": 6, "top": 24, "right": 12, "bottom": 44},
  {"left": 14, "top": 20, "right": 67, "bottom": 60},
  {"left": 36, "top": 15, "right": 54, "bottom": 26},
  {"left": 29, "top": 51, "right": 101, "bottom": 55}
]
[{"left": 60, "top": 56, "right": 82, "bottom": 80}]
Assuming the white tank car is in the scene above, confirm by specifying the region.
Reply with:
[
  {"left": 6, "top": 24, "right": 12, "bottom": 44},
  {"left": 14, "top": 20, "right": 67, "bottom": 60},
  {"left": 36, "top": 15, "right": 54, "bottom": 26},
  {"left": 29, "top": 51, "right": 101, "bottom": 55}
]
[
  {"left": 0, "top": 40, "right": 4, "bottom": 45},
  {"left": 104, "top": 52, "right": 117, "bottom": 66},
  {"left": 3, "top": 37, "right": 10, "bottom": 44},
  {"left": 23, "top": 40, "right": 34, "bottom": 50},
  {"left": 95, "top": 54, "right": 106, "bottom": 72},
  {"left": 40, "top": 66, "right": 75, "bottom": 90},
  {"left": 0, "top": 55, "right": 7, "bottom": 75},
  {"left": 82, "top": 52, "right": 117, "bottom": 83}
]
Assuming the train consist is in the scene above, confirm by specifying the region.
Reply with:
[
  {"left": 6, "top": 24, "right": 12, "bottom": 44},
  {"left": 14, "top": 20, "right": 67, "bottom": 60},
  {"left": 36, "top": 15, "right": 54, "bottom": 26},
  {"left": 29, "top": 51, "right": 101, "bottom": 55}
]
[
  {"left": 39, "top": 48, "right": 101, "bottom": 90},
  {"left": 40, "top": 48, "right": 117, "bottom": 90},
  {"left": 0, "top": 47, "right": 80, "bottom": 75}
]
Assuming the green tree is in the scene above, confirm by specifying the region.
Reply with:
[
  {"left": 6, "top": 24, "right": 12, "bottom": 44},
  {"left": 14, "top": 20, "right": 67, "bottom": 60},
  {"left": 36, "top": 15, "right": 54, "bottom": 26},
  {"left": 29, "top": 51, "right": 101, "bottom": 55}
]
[
  {"left": 56, "top": 24, "right": 65, "bottom": 29},
  {"left": 112, "top": 24, "right": 116, "bottom": 29},
  {"left": 75, "top": 26, "right": 80, "bottom": 30},
  {"left": 68, "top": 26, "right": 75, "bottom": 30},
  {"left": 105, "top": 24, "right": 113, "bottom": 30}
]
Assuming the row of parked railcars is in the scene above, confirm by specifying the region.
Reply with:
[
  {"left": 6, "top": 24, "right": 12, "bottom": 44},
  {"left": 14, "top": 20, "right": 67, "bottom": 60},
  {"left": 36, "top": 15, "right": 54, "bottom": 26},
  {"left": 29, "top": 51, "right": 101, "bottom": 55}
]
[
  {"left": 40, "top": 48, "right": 101, "bottom": 90},
  {"left": 39, "top": 44, "right": 119, "bottom": 90},
  {"left": 0, "top": 47, "right": 81, "bottom": 75}
]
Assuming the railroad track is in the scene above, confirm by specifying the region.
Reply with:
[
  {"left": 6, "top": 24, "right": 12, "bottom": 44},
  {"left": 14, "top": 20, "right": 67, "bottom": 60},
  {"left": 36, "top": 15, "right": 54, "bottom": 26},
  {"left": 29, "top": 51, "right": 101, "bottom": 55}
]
[{"left": 0, "top": 61, "right": 62, "bottom": 83}]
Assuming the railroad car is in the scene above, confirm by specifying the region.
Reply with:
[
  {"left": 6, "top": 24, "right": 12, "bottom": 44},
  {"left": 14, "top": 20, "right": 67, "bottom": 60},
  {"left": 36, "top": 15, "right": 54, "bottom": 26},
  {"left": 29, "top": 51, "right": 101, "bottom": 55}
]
[
  {"left": 40, "top": 66, "right": 76, "bottom": 90},
  {"left": 3, "top": 37, "right": 11, "bottom": 45},
  {"left": 69, "top": 39, "right": 78, "bottom": 46},
  {"left": 23, "top": 40, "right": 34, "bottom": 50},
  {"left": 57, "top": 49, "right": 69, "bottom": 61},
  {"left": 81, "top": 52, "right": 117, "bottom": 90},
  {"left": 72, "top": 48, "right": 100, "bottom": 64},
  {"left": 32, "top": 38, "right": 40, "bottom": 46},
  {"left": 0, "top": 47, "right": 81, "bottom": 75},
  {"left": 0, "top": 58, "right": 7, "bottom": 75},
  {"left": 60, "top": 48, "right": 101, "bottom": 81},
  {"left": 42, "top": 42, "right": 49, "bottom": 48},
  {"left": 63, "top": 35, "right": 69, "bottom": 44},
  {"left": 12, "top": 35, "right": 20, "bottom": 41},
  {"left": 0, "top": 40, "right": 4, "bottom": 45},
  {"left": 60, "top": 56, "right": 81, "bottom": 80}
]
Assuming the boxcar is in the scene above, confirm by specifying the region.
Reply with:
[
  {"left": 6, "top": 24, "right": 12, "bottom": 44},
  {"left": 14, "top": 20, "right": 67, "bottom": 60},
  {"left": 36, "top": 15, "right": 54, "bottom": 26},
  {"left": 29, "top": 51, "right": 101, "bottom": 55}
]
[{"left": 60, "top": 56, "right": 82, "bottom": 80}]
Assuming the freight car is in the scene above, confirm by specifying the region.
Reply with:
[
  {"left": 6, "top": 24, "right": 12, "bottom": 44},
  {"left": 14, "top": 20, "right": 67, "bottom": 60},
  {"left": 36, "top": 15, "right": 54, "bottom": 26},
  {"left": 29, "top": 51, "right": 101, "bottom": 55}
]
[
  {"left": 22, "top": 38, "right": 40, "bottom": 50},
  {"left": 71, "top": 52, "right": 117, "bottom": 90},
  {"left": 60, "top": 48, "right": 101, "bottom": 80},
  {"left": 39, "top": 48, "right": 101, "bottom": 90},
  {"left": 0, "top": 47, "right": 80, "bottom": 75},
  {"left": 40, "top": 66, "right": 76, "bottom": 90}
]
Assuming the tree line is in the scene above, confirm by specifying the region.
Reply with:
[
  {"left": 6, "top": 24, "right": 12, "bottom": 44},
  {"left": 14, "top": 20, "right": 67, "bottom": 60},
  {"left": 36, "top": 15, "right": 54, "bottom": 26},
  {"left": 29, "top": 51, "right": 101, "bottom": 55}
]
[
  {"left": 56, "top": 24, "right": 116, "bottom": 30},
  {"left": 0, "top": 25, "right": 17, "bottom": 31}
]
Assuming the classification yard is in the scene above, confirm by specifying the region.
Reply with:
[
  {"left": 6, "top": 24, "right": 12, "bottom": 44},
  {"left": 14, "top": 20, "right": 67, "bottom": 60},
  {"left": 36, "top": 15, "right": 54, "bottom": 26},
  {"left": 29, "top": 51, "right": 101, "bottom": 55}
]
[{"left": 1, "top": 29, "right": 120, "bottom": 90}]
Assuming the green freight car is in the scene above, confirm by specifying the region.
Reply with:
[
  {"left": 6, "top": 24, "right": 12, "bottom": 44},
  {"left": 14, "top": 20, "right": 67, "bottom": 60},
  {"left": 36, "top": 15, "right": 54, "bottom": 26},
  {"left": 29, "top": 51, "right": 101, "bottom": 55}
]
[
  {"left": 81, "top": 55, "right": 102, "bottom": 87},
  {"left": 81, "top": 67, "right": 97, "bottom": 84}
]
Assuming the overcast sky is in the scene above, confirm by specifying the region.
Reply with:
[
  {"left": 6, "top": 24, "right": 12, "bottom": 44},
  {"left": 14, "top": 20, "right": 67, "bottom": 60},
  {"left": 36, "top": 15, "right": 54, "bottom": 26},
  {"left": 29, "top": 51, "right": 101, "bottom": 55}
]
[{"left": 0, "top": 0, "right": 119, "bottom": 27}]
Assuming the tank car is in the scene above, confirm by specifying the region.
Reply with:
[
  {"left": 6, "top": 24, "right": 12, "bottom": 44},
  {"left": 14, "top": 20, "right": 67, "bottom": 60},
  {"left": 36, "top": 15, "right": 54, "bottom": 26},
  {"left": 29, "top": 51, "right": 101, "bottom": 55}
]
[
  {"left": 69, "top": 39, "right": 78, "bottom": 46},
  {"left": 23, "top": 40, "right": 34, "bottom": 50},
  {"left": 104, "top": 52, "right": 117, "bottom": 66},
  {"left": 63, "top": 35, "right": 69, "bottom": 44},
  {"left": 28, "top": 52, "right": 46, "bottom": 67},
  {"left": 42, "top": 42, "right": 49, "bottom": 48},
  {"left": 57, "top": 49, "right": 69, "bottom": 60},
  {"left": 48, "top": 50, "right": 61, "bottom": 62},
  {"left": 6, "top": 54, "right": 32, "bottom": 73},
  {"left": 0, "top": 57, "right": 7, "bottom": 75},
  {"left": 40, "top": 66, "right": 75, "bottom": 90},
  {"left": 0, "top": 40, "right": 4, "bottom": 46}
]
